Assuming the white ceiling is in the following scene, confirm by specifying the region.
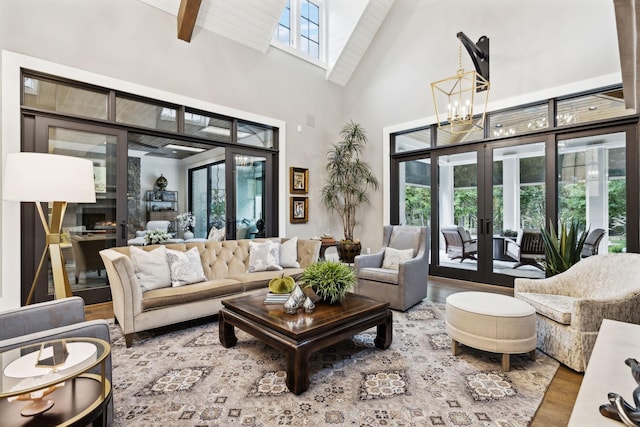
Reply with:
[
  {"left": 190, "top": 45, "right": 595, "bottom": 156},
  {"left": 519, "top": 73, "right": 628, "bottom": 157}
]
[{"left": 137, "top": 0, "right": 394, "bottom": 86}]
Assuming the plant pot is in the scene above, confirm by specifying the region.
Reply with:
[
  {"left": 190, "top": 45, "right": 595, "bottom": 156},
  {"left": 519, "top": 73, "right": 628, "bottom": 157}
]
[
  {"left": 337, "top": 241, "right": 361, "bottom": 263},
  {"left": 183, "top": 230, "right": 194, "bottom": 240}
]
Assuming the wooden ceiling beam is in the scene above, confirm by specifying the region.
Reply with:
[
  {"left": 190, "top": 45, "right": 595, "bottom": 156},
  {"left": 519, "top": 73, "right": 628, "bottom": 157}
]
[{"left": 177, "top": 0, "right": 202, "bottom": 42}]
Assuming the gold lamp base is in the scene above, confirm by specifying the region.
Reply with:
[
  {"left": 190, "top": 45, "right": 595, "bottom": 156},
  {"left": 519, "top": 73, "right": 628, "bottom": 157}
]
[{"left": 26, "top": 201, "right": 72, "bottom": 305}]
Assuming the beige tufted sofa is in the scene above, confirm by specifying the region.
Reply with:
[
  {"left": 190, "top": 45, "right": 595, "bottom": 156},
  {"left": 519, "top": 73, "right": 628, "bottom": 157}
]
[
  {"left": 100, "top": 238, "right": 320, "bottom": 347},
  {"left": 514, "top": 253, "right": 640, "bottom": 372}
]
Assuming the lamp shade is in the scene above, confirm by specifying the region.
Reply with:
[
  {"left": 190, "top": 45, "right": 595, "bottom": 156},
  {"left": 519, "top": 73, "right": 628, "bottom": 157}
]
[{"left": 3, "top": 153, "right": 97, "bottom": 203}]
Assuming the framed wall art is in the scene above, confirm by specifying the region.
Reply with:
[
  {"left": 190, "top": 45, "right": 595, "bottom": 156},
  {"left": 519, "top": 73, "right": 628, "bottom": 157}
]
[
  {"left": 290, "top": 167, "right": 309, "bottom": 194},
  {"left": 290, "top": 196, "right": 308, "bottom": 223}
]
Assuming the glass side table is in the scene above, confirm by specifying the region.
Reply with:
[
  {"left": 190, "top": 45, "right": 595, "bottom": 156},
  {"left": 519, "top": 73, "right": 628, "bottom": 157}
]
[{"left": 0, "top": 337, "right": 111, "bottom": 427}]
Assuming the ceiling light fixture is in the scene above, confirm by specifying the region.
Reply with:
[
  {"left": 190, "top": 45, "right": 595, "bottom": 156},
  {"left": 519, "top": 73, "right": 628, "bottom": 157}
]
[
  {"left": 431, "top": 32, "right": 490, "bottom": 134},
  {"left": 165, "top": 144, "right": 205, "bottom": 153}
]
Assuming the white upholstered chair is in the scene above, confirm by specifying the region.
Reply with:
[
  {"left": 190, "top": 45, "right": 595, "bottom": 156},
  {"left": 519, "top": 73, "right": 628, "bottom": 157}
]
[
  {"left": 514, "top": 253, "right": 640, "bottom": 372},
  {"left": 354, "top": 225, "right": 430, "bottom": 311}
]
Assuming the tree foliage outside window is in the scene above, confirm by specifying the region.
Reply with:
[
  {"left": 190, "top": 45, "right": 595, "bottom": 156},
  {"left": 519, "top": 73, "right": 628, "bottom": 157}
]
[
  {"left": 404, "top": 186, "right": 431, "bottom": 226},
  {"left": 454, "top": 188, "right": 477, "bottom": 230},
  {"left": 520, "top": 185, "right": 545, "bottom": 229}
]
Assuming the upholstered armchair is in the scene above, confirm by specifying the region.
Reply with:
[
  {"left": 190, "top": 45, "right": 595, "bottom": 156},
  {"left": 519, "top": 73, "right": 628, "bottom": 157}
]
[
  {"left": 70, "top": 234, "right": 113, "bottom": 284},
  {"left": 354, "top": 225, "right": 430, "bottom": 311},
  {"left": 514, "top": 253, "right": 640, "bottom": 372},
  {"left": 505, "top": 229, "right": 545, "bottom": 270},
  {"left": 0, "top": 297, "right": 113, "bottom": 423}
]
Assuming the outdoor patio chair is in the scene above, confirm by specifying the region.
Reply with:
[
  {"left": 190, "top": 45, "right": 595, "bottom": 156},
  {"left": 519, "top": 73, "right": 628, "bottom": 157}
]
[
  {"left": 581, "top": 228, "right": 606, "bottom": 258},
  {"left": 504, "top": 229, "right": 546, "bottom": 270},
  {"left": 440, "top": 225, "right": 478, "bottom": 262}
]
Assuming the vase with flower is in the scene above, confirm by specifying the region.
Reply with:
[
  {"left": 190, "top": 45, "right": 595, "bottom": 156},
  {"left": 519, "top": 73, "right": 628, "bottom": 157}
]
[{"left": 176, "top": 211, "right": 196, "bottom": 240}]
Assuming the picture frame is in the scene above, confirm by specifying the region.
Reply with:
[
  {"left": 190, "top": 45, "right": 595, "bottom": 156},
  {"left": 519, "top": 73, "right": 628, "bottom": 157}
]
[
  {"left": 290, "top": 167, "right": 309, "bottom": 194},
  {"left": 290, "top": 196, "right": 308, "bottom": 223}
]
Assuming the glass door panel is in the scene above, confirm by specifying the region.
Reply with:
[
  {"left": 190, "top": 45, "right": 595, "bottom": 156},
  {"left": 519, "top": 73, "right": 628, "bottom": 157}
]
[
  {"left": 36, "top": 119, "right": 126, "bottom": 304},
  {"left": 188, "top": 161, "right": 226, "bottom": 239},
  {"left": 491, "top": 142, "right": 546, "bottom": 280},
  {"left": 398, "top": 158, "right": 431, "bottom": 226},
  {"left": 558, "top": 132, "right": 626, "bottom": 253},
  {"left": 233, "top": 154, "right": 266, "bottom": 239},
  {"left": 436, "top": 151, "right": 479, "bottom": 273}
]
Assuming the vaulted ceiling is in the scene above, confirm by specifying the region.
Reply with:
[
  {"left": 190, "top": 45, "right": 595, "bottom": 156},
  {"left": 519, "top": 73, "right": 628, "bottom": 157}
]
[{"left": 137, "top": 0, "right": 394, "bottom": 86}]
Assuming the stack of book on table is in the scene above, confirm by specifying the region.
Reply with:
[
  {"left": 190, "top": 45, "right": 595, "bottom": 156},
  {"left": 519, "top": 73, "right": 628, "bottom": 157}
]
[{"left": 264, "top": 292, "right": 291, "bottom": 304}]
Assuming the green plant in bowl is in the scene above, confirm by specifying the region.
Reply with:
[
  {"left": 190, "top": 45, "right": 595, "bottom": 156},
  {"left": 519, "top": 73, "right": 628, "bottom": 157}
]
[{"left": 299, "top": 261, "right": 356, "bottom": 304}]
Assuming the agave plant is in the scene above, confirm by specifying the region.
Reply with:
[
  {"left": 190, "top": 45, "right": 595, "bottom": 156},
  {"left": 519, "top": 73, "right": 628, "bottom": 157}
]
[{"left": 540, "top": 220, "right": 588, "bottom": 276}]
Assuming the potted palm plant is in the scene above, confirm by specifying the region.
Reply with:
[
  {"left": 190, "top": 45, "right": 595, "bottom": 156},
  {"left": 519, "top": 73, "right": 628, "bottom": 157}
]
[
  {"left": 321, "top": 120, "right": 379, "bottom": 263},
  {"left": 540, "top": 220, "right": 588, "bottom": 276}
]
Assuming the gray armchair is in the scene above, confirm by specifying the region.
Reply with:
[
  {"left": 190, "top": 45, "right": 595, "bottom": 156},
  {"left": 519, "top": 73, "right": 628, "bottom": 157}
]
[
  {"left": 0, "top": 297, "right": 113, "bottom": 424},
  {"left": 354, "top": 225, "right": 430, "bottom": 311}
]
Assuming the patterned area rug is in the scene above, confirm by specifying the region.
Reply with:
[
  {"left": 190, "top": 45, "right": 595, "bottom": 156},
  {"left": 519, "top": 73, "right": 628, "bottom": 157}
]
[{"left": 109, "top": 300, "right": 558, "bottom": 426}]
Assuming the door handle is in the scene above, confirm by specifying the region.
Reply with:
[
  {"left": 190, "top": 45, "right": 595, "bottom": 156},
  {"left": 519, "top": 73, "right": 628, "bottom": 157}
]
[
  {"left": 119, "top": 221, "right": 127, "bottom": 240},
  {"left": 485, "top": 220, "right": 492, "bottom": 235}
]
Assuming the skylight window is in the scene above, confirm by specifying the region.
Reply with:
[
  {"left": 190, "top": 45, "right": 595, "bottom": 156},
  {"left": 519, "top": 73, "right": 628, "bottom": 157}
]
[{"left": 273, "top": 0, "right": 323, "bottom": 64}]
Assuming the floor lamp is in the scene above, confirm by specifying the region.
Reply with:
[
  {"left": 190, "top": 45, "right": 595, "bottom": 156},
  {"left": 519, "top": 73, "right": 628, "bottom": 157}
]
[{"left": 3, "top": 153, "right": 96, "bottom": 304}]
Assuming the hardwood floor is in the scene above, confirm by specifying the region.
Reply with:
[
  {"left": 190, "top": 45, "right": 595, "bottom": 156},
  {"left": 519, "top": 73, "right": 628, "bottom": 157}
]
[{"left": 86, "top": 276, "right": 582, "bottom": 425}]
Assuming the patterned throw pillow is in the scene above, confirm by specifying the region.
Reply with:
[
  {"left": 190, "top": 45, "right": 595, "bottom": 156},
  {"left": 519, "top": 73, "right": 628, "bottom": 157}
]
[
  {"left": 166, "top": 247, "right": 207, "bottom": 287},
  {"left": 382, "top": 247, "right": 414, "bottom": 270},
  {"left": 208, "top": 227, "right": 225, "bottom": 242},
  {"left": 130, "top": 245, "right": 172, "bottom": 292},
  {"left": 248, "top": 240, "right": 282, "bottom": 272},
  {"left": 279, "top": 237, "right": 300, "bottom": 268}
]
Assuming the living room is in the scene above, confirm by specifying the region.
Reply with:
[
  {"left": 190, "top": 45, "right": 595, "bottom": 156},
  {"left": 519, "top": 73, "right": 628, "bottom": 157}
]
[{"left": 1, "top": 0, "right": 639, "bottom": 425}]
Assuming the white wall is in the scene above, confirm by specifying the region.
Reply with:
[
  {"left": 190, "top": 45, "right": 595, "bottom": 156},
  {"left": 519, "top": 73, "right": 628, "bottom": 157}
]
[{"left": 343, "top": 0, "right": 623, "bottom": 252}]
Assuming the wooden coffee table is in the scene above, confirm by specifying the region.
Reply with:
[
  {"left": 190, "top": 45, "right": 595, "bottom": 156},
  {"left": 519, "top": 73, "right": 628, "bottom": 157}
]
[{"left": 219, "top": 292, "right": 392, "bottom": 395}]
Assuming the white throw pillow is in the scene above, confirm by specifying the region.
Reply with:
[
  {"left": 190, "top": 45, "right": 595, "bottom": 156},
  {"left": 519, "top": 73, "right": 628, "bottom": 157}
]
[
  {"left": 166, "top": 247, "right": 207, "bottom": 287},
  {"left": 280, "top": 237, "right": 300, "bottom": 268},
  {"left": 208, "top": 227, "right": 225, "bottom": 242},
  {"left": 382, "top": 247, "right": 414, "bottom": 270},
  {"left": 248, "top": 240, "right": 282, "bottom": 272},
  {"left": 130, "top": 246, "right": 171, "bottom": 292}
]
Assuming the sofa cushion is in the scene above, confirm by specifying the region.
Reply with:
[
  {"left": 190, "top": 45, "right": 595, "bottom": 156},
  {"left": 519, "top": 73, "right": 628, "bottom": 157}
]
[
  {"left": 166, "top": 247, "right": 207, "bottom": 287},
  {"left": 248, "top": 240, "right": 281, "bottom": 272},
  {"left": 129, "top": 246, "right": 171, "bottom": 292},
  {"left": 382, "top": 247, "right": 413, "bottom": 270},
  {"left": 142, "top": 279, "right": 244, "bottom": 311},
  {"left": 357, "top": 267, "right": 399, "bottom": 285},
  {"left": 516, "top": 292, "right": 575, "bottom": 325},
  {"left": 280, "top": 237, "right": 300, "bottom": 268}
]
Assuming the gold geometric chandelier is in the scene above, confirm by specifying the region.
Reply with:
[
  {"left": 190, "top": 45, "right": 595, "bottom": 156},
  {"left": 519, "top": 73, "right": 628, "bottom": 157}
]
[{"left": 431, "top": 32, "right": 490, "bottom": 134}]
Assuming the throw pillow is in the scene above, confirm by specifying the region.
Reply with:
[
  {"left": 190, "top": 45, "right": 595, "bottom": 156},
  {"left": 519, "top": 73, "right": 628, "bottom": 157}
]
[
  {"left": 382, "top": 247, "right": 414, "bottom": 270},
  {"left": 208, "top": 227, "right": 225, "bottom": 242},
  {"left": 165, "top": 247, "right": 207, "bottom": 287},
  {"left": 280, "top": 237, "right": 300, "bottom": 268},
  {"left": 129, "top": 245, "right": 171, "bottom": 292},
  {"left": 248, "top": 240, "right": 282, "bottom": 272}
]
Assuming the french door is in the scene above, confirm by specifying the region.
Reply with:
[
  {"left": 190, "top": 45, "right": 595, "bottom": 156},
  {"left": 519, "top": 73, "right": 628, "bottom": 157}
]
[
  {"left": 226, "top": 147, "right": 277, "bottom": 239},
  {"left": 26, "top": 117, "right": 127, "bottom": 304}
]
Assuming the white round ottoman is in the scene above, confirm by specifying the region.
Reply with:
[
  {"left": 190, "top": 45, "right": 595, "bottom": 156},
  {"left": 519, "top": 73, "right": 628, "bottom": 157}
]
[{"left": 445, "top": 291, "right": 537, "bottom": 371}]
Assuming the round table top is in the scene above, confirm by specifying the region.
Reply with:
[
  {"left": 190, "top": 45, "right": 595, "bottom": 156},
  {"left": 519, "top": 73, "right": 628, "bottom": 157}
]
[{"left": 0, "top": 337, "right": 110, "bottom": 398}]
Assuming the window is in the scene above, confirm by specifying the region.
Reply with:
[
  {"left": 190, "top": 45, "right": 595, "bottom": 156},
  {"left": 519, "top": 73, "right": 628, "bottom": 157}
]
[{"left": 273, "top": 0, "right": 322, "bottom": 63}]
